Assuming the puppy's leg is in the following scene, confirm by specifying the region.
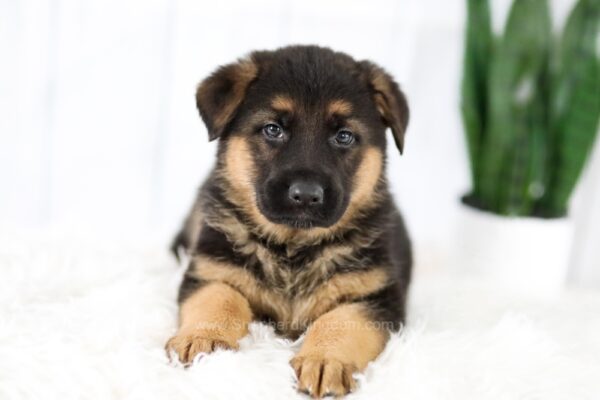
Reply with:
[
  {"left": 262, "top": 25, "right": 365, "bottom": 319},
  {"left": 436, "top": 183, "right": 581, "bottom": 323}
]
[
  {"left": 166, "top": 281, "right": 252, "bottom": 365},
  {"left": 290, "top": 303, "right": 388, "bottom": 398}
]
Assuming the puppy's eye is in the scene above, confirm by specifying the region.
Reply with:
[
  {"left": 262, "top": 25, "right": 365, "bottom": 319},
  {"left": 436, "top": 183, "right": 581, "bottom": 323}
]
[
  {"left": 263, "top": 123, "right": 283, "bottom": 139},
  {"left": 334, "top": 130, "right": 355, "bottom": 146}
]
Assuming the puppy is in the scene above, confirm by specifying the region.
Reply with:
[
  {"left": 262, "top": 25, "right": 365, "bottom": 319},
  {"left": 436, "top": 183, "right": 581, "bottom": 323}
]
[{"left": 167, "top": 45, "right": 412, "bottom": 398}]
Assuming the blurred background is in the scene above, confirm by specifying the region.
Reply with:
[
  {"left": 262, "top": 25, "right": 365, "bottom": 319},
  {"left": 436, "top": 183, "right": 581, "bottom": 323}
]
[{"left": 1, "top": 0, "right": 598, "bottom": 287}]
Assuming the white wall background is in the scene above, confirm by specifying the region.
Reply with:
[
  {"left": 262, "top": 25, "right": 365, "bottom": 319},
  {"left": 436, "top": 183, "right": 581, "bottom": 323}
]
[{"left": 1, "top": 0, "right": 598, "bottom": 287}]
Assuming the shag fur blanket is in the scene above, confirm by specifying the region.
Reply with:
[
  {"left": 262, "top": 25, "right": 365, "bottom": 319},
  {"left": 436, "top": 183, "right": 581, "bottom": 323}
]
[{"left": 1, "top": 232, "right": 599, "bottom": 399}]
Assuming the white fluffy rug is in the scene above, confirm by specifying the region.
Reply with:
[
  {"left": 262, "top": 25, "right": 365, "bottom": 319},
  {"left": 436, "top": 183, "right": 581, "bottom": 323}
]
[{"left": 1, "top": 231, "right": 599, "bottom": 400}]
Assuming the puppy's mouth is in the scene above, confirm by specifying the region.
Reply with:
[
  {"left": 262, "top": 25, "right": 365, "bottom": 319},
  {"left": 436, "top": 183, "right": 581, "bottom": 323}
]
[
  {"left": 256, "top": 200, "right": 338, "bottom": 229},
  {"left": 268, "top": 215, "right": 324, "bottom": 229}
]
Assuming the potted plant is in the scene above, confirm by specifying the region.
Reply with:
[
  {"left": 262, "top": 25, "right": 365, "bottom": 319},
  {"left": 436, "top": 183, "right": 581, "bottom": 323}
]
[{"left": 457, "top": 0, "right": 599, "bottom": 293}]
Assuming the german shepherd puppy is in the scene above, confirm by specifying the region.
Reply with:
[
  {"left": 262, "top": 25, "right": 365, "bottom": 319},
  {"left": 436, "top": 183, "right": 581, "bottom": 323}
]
[{"left": 166, "top": 45, "right": 412, "bottom": 398}]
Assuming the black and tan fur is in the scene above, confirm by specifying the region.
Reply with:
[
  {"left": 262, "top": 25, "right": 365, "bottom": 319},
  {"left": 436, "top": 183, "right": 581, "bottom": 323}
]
[{"left": 166, "top": 45, "right": 412, "bottom": 398}]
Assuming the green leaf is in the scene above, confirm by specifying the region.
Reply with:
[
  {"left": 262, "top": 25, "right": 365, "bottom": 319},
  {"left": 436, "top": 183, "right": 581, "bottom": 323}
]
[
  {"left": 461, "top": 0, "right": 493, "bottom": 197},
  {"left": 541, "top": 0, "right": 600, "bottom": 216},
  {"left": 478, "top": 0, "right": 551, "bottom": 215}
]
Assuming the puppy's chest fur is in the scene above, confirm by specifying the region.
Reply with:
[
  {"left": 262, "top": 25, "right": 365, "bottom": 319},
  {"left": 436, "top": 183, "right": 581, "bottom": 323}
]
[{"left": 191, "top": 210, "right": 389, "bottom": 338}]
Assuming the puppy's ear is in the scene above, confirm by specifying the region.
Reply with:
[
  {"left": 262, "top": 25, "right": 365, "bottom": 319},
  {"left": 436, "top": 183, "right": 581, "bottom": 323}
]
[
  {"left": 360, "top": 61, "right": 409, "bottom": 154},
  {"left": 196, "top": 57, "right": 259, "bottom": 141}
]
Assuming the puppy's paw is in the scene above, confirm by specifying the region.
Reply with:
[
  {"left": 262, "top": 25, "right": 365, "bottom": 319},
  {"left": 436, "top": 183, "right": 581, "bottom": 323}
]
[
  {"left": 165, "top": 333, "right": 237, "bottom": 365},
  {"left": 290, "top": 356, "right": 357, "bottom": 398}
]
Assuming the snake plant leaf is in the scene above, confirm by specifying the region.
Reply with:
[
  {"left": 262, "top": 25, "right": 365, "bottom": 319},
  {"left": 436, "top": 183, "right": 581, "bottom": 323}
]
[
  {"left": 478, "top": 0, "right": 551, "bottom": 215},
  {"left": 542, "top": 0, "right": 600, "bottom": 217},
  {"left": 461, "top": 0, "right": 493, "bottom": 197}
]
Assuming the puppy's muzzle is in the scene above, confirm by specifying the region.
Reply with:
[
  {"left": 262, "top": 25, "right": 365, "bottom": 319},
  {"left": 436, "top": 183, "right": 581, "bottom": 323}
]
[{"left": 258, "top": 168, "right": 342, "bottom": 228}]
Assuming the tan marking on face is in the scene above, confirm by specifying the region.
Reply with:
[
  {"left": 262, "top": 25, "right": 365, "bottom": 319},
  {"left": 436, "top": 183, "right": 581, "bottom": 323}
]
[
  {"left": 221, "top": 138, "right": 383, "bottom": 245},
  {"left": 285, "top": 146, "right": 384, "bottom": 241},
  {"left": 291, "top": 303, "right": 388, "bottom": 397},
  {"left": 346, "top": 147, "right": 384, "bottom": 211},
  {"left": 302, "top": 147, "right": 383, "bottom": 242},
  {"left": 245, "top": 109, "right": 278, "bottom": 126},
  {"left": 223, "top": 136, "right": 257, "bottom": 198},
  {"left": 327, "top": 100, "right": 352, "bottom": 117},
  {"left": 327, "top": 99, "right": 353, "bottom": 116},
  {"left": 330, "top": 146, "right": 384, "bottom": 229},
  {"left": 271, "top": 95, "right": 295, "bottom": 113},
  {"left": 221, "top": 136, "right": 300, "bottom": 242},
  {"left": 165, "top": 282, "right": 252, "bottom": 364},
  {"left": 345, "top": 118, "right": 369, "bottom": 135}
]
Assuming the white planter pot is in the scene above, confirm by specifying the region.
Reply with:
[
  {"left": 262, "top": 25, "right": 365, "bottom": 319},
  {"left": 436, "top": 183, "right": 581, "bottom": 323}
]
[{"left": 453, "top": 203, "right": 574, "bottom": 296}]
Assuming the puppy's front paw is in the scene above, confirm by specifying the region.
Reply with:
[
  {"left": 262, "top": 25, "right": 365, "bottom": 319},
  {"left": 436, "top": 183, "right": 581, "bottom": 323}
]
[
  {"left": 290, "top": 356, "right": 357, "bottom": 398},
  {"left": 165, "top": 332, "right": 237, "bottom": 365}
]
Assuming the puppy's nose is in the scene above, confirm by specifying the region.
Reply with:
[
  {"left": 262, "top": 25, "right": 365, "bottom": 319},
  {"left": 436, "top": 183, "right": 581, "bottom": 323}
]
[{"left": 288, "top": 181, "right": 324, "bottom": 206}]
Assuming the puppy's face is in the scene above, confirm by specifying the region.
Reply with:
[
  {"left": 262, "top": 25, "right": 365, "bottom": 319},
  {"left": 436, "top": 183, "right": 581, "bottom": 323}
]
[{"left": 196, "top": 46, "right": 409, "bottom": 231}]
